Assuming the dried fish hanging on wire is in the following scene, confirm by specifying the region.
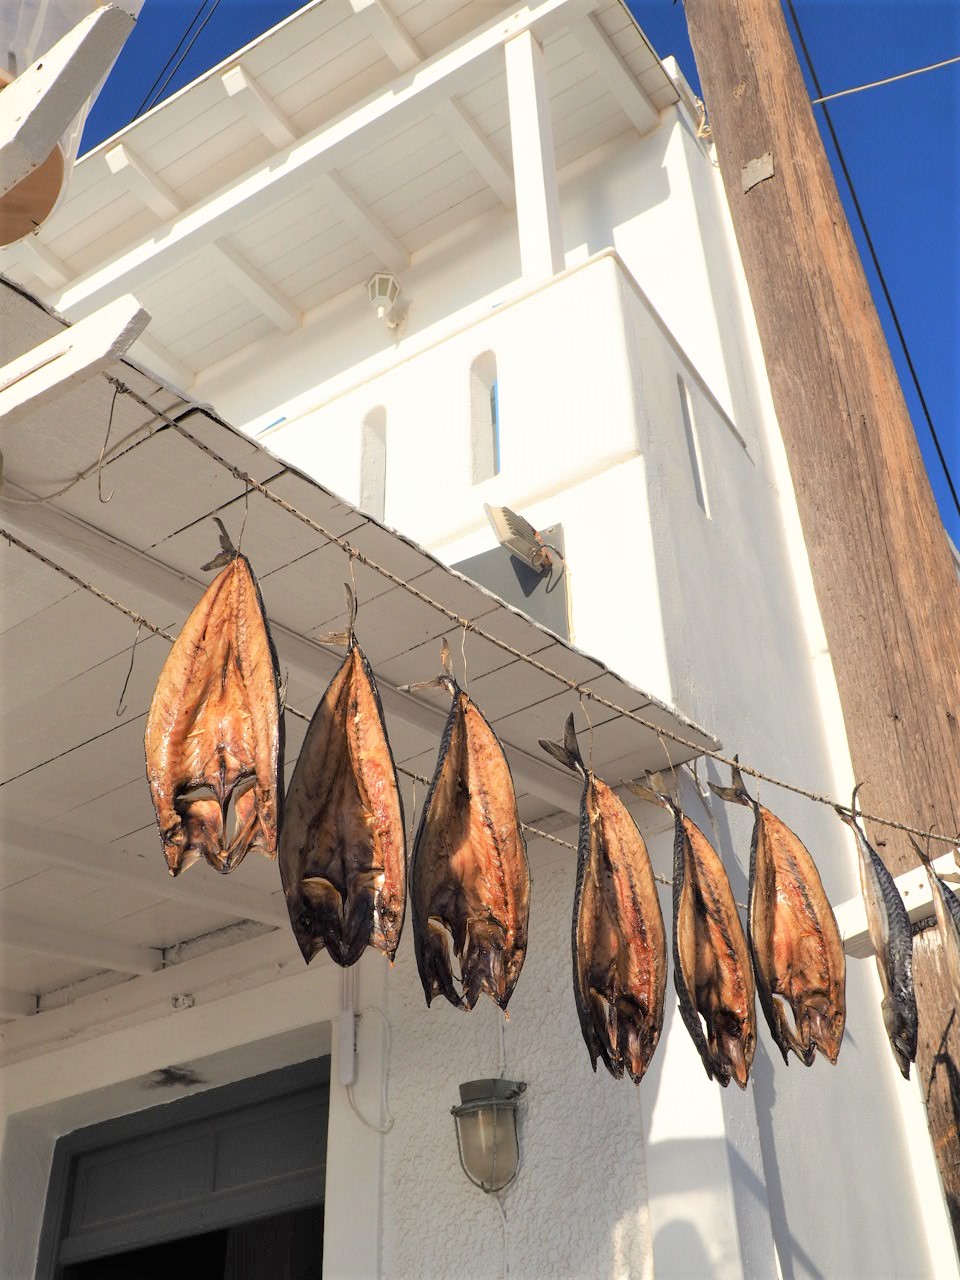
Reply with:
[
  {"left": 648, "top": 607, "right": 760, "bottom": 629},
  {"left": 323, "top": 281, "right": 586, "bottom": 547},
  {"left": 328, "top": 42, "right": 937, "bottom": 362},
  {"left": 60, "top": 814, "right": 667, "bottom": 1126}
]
[
  {"left": 910, "top": 833, "right": 960, "bottom": 1012},
  {"left": 633, "top": 775, "right": 756, "bottom": 1088},
  {"left": 279, "top": 586, "right": 406, "bottom": 967},
  {"left": 711, "top": 762, "right": 846, "bottom": 1066},
  {"left": 144, "top": 519, "right": 284, "bottom": 877},
  {"left": 403, "top": 639, "right": 530, "bottom": 1011},
  {"left": 837, "top": 788, "right": 918, "bottom": 1079},
  {"left": 540, "top": 714, "right": 666, "bottom": 1083}
]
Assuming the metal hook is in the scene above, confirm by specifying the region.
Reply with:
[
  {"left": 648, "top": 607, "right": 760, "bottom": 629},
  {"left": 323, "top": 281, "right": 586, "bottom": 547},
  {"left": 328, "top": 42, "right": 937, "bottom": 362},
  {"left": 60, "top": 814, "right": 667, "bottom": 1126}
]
[
  {"left": 238, "top": 481, "right": 251, "bottom": 550},
  {"left": 116, "top": 622, "right": 144, "bottom": 716},
  {"left": 578, "top": 690, "right": 594, "bottom": 770},
  {"left": 97, "top": 386, "right": 120, "bottom": 504}
]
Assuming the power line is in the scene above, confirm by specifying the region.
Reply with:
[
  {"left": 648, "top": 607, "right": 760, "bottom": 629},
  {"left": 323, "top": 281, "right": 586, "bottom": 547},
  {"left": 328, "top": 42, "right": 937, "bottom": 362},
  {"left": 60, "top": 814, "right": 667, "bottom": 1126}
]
[
  {"left": 141, "top": 0, "right": 225, "bottom": 118},
  {"left": 785, "top": 1, "right": 960, "bottom": 523},
  {"left": 132, "top": 0, "right": 222, "bottom": 121},
  {"left": 811, "top": 53, "right": 960, "bottom": 105}
]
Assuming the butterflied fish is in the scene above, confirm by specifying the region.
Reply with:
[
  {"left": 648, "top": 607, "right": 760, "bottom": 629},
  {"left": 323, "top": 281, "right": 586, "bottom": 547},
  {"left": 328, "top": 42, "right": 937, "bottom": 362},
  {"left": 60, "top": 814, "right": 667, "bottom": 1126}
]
[
  {"left": 910, "top": 834, "right": 960, "bottom": 1015},
  {"left": 837, "top": 787, "right": 917, "bottom": 1079},
  {"left": 145, "top": 519, "right": 283, "bottom": 876},
  {"left": 540, "top": 714, "right": 666, "bottom": 1082},
  {"left": 405, "top": 640, "right": 529, "bottom": 1011},
  {"left": 711, "top": 762, "right": 845, "bottom": 1066},
  {"left": 635, "top": 776, "right": 756, "bottom": 1088},
  {"left": 279, "top": 587, "right": 405, "bottom": 967}
]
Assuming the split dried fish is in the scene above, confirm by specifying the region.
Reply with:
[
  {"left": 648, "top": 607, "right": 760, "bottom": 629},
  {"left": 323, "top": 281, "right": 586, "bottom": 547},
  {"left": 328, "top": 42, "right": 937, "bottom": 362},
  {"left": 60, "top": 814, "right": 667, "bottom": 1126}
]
[
  {"left": 404, "top": 640, "right": 529, "bottom": 1011},
  {"left": 279, "top": 587, "right": 405, "bottom": 967},
  {"left": 145, "top": 520, "right": 283, "bottom": 877},
  {"left": 540, "top": 715, "right": 666, "bottom": 1082},
  {"left": 636, "top": 777, "right": 756, "bottom": 1088},
  {"left": 837, "top": 788, "right": 917, "bottom": 1079},
  {"left": 910, "top": 834, "right": 960, "bottom": 1018},
  {"left": 711, "top": 763, "right": 845, "bottom": 1066}
]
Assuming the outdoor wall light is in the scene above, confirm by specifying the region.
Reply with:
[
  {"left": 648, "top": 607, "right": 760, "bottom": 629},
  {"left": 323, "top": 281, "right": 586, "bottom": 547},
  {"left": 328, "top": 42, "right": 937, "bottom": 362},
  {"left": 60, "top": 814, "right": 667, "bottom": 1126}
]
[
  {"left": 451, "top": 1078, "right": 526, "bottom": 1193},
  {"left": 367, "top": 272, "right": 403, "bottom": 329}
]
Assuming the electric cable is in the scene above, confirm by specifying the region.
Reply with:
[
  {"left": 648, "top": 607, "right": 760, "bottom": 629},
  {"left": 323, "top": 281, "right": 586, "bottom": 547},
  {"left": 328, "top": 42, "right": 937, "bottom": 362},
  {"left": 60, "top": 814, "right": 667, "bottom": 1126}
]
[
  {"left": 786, "top": 0, "right": 960, "bottom": 522},
  {"left": 133, "top": 0, "right": 224, "bottom": 120}
]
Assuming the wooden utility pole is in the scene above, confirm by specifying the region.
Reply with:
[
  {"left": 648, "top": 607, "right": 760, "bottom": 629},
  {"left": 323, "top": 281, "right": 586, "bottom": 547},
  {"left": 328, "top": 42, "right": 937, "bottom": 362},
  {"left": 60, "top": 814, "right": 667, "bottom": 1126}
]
[{"left": 682, "top": 0, "right": 960, "bottom": 1236}]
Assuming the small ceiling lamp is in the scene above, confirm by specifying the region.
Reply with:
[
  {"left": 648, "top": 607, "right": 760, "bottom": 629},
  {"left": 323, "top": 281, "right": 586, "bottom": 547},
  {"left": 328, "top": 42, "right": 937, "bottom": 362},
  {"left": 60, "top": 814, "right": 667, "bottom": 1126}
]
[
  {"left": 367, "top": 272, "right": 403, "bottom": 329},
  {"left": 451, "top": 1078, "right": 526, "bottom": 1193}
]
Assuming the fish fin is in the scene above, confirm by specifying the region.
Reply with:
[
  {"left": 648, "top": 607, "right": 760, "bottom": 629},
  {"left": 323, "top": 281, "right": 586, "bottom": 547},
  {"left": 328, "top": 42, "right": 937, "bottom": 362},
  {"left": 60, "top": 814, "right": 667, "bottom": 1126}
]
[
  {"left": 709, "top": 757, "right": 753, "bottom": 807},
  {"left": 315, "top": 629, "right": 352, "bottom": 647},
  {"left": 538, "top": 714, "right": 584, "bottom": 774},
  {"left": 624, "top": 774, "right": 663, "bottom": 806},
  {"left": 398, "top": 675, "right": 449, "bottom": 695},
  {"left": 344, "top": 581, "right": 358, "bottom": 641},
  {"left": 908, "top": 834, "right": 932, "bottom": 869},
  {"left": 439, "top": 636, "right": 454, "bottom": 679},
  {"left": 200, "top": 516, "right": 238, "bottom": 571}
]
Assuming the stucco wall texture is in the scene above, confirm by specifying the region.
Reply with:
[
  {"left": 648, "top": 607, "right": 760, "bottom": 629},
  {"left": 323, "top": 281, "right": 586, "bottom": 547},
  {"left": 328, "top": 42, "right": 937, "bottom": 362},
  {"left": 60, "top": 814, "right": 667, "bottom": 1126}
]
[{"left": 382, "top": 846, "right": 653, "bottom": 1280}]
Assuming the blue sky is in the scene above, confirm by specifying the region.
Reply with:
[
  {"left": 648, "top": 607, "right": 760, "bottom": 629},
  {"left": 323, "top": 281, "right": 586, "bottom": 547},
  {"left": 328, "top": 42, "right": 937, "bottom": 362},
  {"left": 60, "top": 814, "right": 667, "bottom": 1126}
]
[{"left": 81, "top": 1, "right": 959, "bottom": 544}]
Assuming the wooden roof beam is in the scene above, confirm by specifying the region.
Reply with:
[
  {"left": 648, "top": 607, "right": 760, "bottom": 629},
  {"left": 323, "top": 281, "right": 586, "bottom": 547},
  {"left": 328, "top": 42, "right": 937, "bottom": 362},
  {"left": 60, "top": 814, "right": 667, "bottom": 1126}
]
[
  {"left": 0, "top": 819, "right": 288, "bottom": 930},
  {"left": 221, "top": 64, "right": 297, "bottom": 148},
  {"left": 106, "top": 142, "right": 301, "bottom": 333},
  {"left": 0, "top": 912, "right": 161, "bottom": 976},
  {"left": 319, "top": 171, "right": 409, "bottom": 273},
  {"left": 0, "top": 294, "right": 150, "bottom": 428},
  {"left": 52, "top": 0, "right": 592, "bottom": 316},
  {"left": 570, "top": 13, "right": 659, "bottom": 136},
  {"left": 222, "top": 62, "right": 410, "bottom": 272},
  {"left": 351, "top": 0, "right": 514, "bottom": 208},
  {"left": 0, "top": 989, "right": 37, "bottom": 1019}
]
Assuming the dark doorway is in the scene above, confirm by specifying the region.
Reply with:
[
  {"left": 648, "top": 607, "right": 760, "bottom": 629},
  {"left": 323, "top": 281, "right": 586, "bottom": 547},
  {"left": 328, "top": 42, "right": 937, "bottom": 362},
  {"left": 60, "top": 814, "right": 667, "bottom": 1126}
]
[
  {"left": 62, "top": 1205, "right": 324, "bottom": 1280},
  {"left": 37, "top": 1060, "right": 330, "bottom": 1280}
]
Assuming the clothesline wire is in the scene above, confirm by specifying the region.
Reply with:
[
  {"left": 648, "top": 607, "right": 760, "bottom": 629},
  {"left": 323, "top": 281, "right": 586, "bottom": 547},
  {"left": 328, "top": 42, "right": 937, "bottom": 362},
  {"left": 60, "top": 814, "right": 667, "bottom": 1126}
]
[{"left": 6, "top": 377, "right": 958, "bottom": 850}]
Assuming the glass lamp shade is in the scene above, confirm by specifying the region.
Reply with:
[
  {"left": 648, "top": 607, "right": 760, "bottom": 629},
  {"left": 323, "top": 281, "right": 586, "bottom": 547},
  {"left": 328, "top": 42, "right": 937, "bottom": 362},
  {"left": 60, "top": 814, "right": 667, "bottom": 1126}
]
[
  {"left": 451, "top": 1078, "right": 526, "bottom": 1193},
  {"left": 367, "top": 272, "right": 401, "bottom": 315}
]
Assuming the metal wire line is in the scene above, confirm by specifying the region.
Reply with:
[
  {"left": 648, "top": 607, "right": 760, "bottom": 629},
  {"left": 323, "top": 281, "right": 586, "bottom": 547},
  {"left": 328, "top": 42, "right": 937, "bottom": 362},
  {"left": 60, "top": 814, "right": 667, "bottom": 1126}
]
[
  {"left": 91, "top": 375, "right": 960, "bottom": 846},
  {"left": 810, "top": 53, "right": 960, "bottom": 105}
]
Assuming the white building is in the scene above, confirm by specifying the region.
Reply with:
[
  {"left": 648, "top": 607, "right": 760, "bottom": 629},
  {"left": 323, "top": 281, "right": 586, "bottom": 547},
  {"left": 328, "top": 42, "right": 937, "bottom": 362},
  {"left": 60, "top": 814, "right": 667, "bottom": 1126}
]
[{"left": 0, "top": 1, "right": 955, "bottom": 1275}]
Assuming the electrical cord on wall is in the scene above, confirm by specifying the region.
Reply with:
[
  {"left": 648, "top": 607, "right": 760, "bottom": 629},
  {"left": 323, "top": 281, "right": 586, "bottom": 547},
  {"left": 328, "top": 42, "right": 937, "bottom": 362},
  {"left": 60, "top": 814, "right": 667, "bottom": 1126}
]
[{"left": 346, "top": 1006, "right": 396, "bottom": 1135}]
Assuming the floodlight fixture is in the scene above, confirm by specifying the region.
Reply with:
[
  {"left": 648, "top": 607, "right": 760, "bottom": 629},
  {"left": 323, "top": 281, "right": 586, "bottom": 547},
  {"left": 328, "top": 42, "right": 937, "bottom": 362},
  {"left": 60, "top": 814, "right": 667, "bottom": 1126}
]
[
  {"left": 367, "top": 272, "right": 403, "bottom": 329},
  {"left": 484, "top": 503, "right": 556, "bottom": 574}
]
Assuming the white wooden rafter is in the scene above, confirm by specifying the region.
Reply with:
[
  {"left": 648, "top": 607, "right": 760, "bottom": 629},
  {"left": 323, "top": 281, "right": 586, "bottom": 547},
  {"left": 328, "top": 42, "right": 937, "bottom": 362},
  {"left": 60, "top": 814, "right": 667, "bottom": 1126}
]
[
  {"left": 0, "top": 912, "right": 161, "bottom": 975},
  {"left": 52, "top": 0, "right": 594, "bottom": 318},
  {"left": 570, "top": 12, "right": 659, "bottom": 136},
  {"left": 222, "top": 60, "right": 410, "bottom": 272},
  {"left": 350, "top": 0, "right": 515, "bottom": 209},
  {"left": 0, "top": 294, "right": 149, "bottom": 427},
  {"left": 105, "top": 142, "right": 301, "bottom": 333},
  {"left": 504, "top": 30, "right": 564, "bottom": 279},
  {"left": 0, "top": 820, "right": 287, "bottom": 930},
  {"left": 0, "top": 988, "right": 37, "bottom": 1019}
]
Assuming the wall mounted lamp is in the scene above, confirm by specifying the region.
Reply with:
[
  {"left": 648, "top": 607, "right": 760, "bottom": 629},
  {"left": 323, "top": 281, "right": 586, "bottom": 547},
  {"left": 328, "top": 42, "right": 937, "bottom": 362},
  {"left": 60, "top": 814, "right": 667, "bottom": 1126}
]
[
  {"left": 484, "top": 503, "right": 561, "bottom": 575},
  {"left": 451, "top": 1078, "right": 526, "bottom": 1193},
  {"left": 367, "top": 272, "right": 403, "bottom": 329}
]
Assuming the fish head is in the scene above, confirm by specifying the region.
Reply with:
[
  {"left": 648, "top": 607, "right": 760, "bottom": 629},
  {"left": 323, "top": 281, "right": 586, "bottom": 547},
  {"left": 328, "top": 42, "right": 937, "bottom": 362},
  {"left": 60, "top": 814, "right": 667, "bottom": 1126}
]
[
  {"left": 713, "top": 1010, "right": 754, "bottom": 1090},
  {"left": 800, "top": 995, "right": 845, "bottom": 1065},
  {"left": 881, "top": 996, "right": 916, "bottom": 1080}
]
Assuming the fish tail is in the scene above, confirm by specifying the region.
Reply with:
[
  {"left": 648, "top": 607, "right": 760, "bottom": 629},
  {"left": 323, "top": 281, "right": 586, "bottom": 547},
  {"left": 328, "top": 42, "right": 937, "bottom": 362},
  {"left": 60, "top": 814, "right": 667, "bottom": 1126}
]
[
  {"left": 709, "top": 757, "right": 754, "bottom": 808},
  {"left": 538, "top": 713, "right": 585, "bottom": 775}
]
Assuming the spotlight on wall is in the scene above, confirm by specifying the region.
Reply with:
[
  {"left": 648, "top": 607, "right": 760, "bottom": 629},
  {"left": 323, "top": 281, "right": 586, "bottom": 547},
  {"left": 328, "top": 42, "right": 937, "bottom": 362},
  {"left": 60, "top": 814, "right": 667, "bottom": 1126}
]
[
  {"left": 451, "top": 1078, "right": 526, "bottom": 1193},
  {"left": 367, "top": 272, "right": 403, "bottom": 329},
  {"left": 484, "top": 503, "right": 559, "bottom": 574}
]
